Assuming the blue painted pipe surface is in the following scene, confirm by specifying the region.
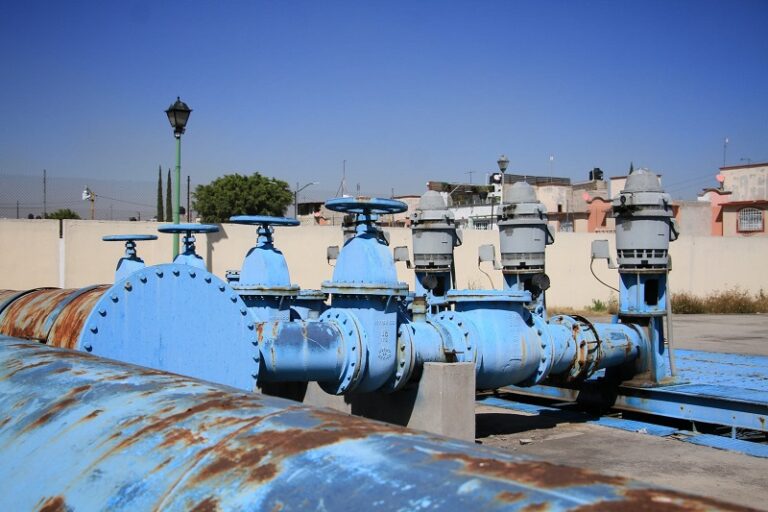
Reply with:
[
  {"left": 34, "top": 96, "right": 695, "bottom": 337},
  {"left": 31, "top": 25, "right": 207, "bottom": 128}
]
[
  {"left": 0, "top": 337, "right": 744, "bottom": 511},
  {"left": 257, "top": 320, "right": 347, "bottom": 383}
]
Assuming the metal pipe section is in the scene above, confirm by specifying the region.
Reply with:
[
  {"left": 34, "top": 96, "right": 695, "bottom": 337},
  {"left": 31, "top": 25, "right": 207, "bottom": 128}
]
[
  {"left": 0, "top": 336, "right": 743, "bottom": 511},
  {"left": 257, "top": 320, "right": 349, "bottom": 384}
]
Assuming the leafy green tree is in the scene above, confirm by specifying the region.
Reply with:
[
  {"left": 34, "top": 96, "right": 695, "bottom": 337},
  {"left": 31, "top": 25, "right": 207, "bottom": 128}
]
[
  {"left": 166, "top": 168, "right": 173, "bottom": 222},
  {"left": 156, "top": 165, "right": 164, "bottom": 222},
  {"left": 45, "top": 208, "right": 81, "bottom": 220},
  {"left": 193, "top": 173, "right": 292, "bottom": 223}
]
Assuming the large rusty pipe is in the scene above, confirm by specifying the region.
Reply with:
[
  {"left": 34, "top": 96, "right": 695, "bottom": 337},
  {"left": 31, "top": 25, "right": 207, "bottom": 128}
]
[
  {"left": 0, "top": 336, "right": 746, "bottom": 511},
  {"left": 0, "top": 287, "right": 108, "bottom": 347}
]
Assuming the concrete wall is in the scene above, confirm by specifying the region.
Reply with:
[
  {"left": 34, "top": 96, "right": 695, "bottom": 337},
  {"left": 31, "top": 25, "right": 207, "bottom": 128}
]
[
  {"left": 722, "top": 165, "right": 768, "bottom": 201},
  {"left": 1, "top": 219, "right": 767, "bottom": 310},
  {"left": 675, "top": 201, "right": 712, "bottom": 236}
]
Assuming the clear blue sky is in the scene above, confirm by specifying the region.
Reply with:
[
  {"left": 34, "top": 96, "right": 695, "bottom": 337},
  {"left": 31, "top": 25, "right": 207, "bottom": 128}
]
[{"left": 1, "top": 0, "right": 766, "bottom": 204}]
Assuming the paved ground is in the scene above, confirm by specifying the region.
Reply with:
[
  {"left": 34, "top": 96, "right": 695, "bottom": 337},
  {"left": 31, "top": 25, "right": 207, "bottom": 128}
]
[{"left": 477, "top": 314, "right": 768, "bottom": 510}]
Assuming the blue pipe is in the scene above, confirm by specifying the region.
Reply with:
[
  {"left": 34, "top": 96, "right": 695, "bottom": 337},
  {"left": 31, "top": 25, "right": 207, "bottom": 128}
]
[{"left": 0, "top": 336, "right": 735, "bottom": 511}]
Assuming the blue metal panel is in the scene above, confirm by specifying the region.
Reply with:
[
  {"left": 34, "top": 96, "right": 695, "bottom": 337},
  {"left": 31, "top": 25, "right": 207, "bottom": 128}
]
[
  {"left": 0, "top": 337, "right": 746, "bottom": 511},
  {"left": 77, "top": 263, "right": 258, "bottom": 391},
  {"left": 678, "top": 432, "right": 768, "bottom": 458}
]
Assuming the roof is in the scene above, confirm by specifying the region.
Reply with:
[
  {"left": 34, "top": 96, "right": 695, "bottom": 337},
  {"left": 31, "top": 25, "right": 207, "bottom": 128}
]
[
  {"left": 720, "top": 200, "right": 768, "bottom": 208},
  {"left": 720, "top": 162, "right": 768, "bottom": 171}
]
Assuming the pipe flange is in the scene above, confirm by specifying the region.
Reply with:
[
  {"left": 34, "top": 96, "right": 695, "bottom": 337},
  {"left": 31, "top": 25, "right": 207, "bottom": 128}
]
[
  {"left": 549, "top": 314, "right": 601, "bottom": 381},
  {"left": 317, "top": 309, "right": 364, "bottom": 395},
  {"left": 517, "top": 314, "right": 554, "bottom": 387},
  {"left": 380, "top": 323, "right": 416, "bottom": 392},
  {"left": 434, "top": 311, "right": 478, "bottom": 364}
]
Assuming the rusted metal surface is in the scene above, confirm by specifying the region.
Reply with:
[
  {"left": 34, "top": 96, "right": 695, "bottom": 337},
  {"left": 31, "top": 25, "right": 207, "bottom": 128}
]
[
  {"left": 0, "top": 336, "right": 751, "bottom": 511},
  {"left": 0, "top": 290, "right": 20, "bottom": 305},
  {"left": 0, "top": 288, "right": 82, "bottom": 341},
  {"left": 48, "top": 285, "right": 109, "bottom": 349}
]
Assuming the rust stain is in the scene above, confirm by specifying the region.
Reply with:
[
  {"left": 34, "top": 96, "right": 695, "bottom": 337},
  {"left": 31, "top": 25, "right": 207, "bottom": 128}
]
[
  {"left": 190, "top": 496, "right": 220, "bottom": 512},
  {"left": 159, "top": 427, "right": 206, "bottom": 448},
  {"left": 22, "top": 384, "right": 92, "bottom": 432},
  {"left": 571, "top": 488, "right": 755, "bottom": 512},
  {"left": 191, "top": 408, "right": 402, "bottom": 486},
  {"left": 48, "top": 286, "right": 109, "bottom": 348},
  {"left": 520, "top": 503, "right": 549, "bottom": 512},
  {"left": 76, "top": 409, "right": 104, "bottom": 423},
  {"left": 37, "top": 496, "right": 70, "bottom": 512},
  {"left": 0, "top": 289, "right": 77, "bottom": 341},
  {"left": 432, "top": 453, "right": 627, "bottom": 488},
  {"left": 256, "top": 323, "right": 264, "bottom": 341},
  {"left": 2, "top": 359, "right": 53, "bottom": 379},
  {"left": 497, "top": 491, "right": 525, "bottom": 503}
]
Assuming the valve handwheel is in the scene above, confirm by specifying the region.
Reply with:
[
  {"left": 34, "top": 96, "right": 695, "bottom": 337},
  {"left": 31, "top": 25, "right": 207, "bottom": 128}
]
[
  {"left": 229, "top": 216, "right": 300, "bottom": 227},
  {"left": 102, "top": 234, "right": 158, "bottom": 242},
  {"left": 324, "top": 197, "right": 407, "bottom": 215},
  {"left": 157, "top": 223, "right": 220, "bottom": 235}
]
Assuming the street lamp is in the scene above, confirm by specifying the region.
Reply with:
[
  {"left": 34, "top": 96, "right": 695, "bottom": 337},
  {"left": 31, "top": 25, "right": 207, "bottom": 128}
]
[
  {"left": 82, "top": 186, "right": 96, "bottom": 220},
  {"left": 294, "top": 182, "right": 319, "bottom": 218},
  {"left": 497, "top": 154, "right": 509, "bottom": 205},
  {"left": 165, "top": 96, "right": 192, "bottom": 258}
]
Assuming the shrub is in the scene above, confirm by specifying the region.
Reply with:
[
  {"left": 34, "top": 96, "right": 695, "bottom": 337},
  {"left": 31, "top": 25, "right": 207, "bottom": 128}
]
[{"left": 672, "top": 288, "right": 768, "bottom": 314}]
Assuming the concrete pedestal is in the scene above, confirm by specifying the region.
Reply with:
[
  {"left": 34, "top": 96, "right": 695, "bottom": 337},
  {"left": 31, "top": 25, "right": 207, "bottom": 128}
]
[{"left": 299, "top": 362, "right": 476, "bottom": 441}]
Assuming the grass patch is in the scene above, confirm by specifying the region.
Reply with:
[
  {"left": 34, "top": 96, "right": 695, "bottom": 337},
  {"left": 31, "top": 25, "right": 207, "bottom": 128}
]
[{"left": 672, "top": 288, "right": 768, "bottom": 314}]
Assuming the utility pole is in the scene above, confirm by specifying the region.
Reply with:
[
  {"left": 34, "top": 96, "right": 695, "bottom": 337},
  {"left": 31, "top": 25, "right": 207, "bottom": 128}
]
[
  {"left": 16, "top": 201, "right": 19, "bottom": 219},
  {"left": 465, "top": 170, "right": 475, "bottom": 184},
  {"left": 43, "top": 169, "right": 47, "bottom": 218},
  {"left": 187, "top": 175, "right": 191, "bottom": 221}
]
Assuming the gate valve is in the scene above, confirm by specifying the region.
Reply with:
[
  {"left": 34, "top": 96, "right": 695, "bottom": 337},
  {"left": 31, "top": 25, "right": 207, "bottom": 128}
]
[
  {"left": 228, "top": 216, "right": 300, "bottom": 290},
  {"left": 158, "top": 223, "right": 219, "bottom": 269},
  {"left": 102, "top": 234, "right": 158, "bottom": 280},
  {"left": 325, "top": 197, "right": 407, "bottom": 244},
  {"left": 229, "top": 215, "right": 300, "bottom": 247}
]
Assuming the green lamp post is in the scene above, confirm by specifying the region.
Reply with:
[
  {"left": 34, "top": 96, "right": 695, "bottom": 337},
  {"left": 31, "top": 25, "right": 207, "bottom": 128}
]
[{"left": 165, "top": 97, "right": 192, "bottom": 258}]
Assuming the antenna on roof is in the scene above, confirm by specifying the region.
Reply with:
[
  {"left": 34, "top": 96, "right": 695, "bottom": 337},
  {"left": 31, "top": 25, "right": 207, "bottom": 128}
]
[{"left": 335, "top": 160, "right": 348, "bottom": 197}]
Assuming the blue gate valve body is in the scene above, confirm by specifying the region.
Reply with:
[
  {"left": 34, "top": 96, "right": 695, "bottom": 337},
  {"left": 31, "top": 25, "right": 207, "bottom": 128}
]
[
  {"left": 228, "top": 216, "right": 300, "bottom": 322},
  {"left": 257, "top": 198, "right": 410, "bottom": 395},
  {"left": 407, "top": 290, "right": 647, "bottom": 390},
  {"left": 101, "top": 234, "right": 158, "bottom": 281},
  {"left": 157, "top": 223, "right": 220, "bottom": 269}
]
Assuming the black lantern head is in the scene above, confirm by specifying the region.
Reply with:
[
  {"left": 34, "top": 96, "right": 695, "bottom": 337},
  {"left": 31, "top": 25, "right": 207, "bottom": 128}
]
[{"left": 165, "top": 97, "right": 192, "bottom": 137}]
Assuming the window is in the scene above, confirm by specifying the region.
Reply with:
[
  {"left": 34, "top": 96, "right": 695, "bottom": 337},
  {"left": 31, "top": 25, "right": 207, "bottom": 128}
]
[{"left": 738, "top": 207, "right": 763, "bottom": 232}]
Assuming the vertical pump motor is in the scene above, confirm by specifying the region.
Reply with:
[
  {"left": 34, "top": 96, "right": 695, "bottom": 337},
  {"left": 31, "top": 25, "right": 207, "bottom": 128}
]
[
  {"left": 410, "top": 190, "right": 461, "bottom": 297},
  {"left": 497, "top": 182, "right": 554, "bottom": 305},
  {"left": 612, "top": 169, "right": 678, "bottom": 270}
]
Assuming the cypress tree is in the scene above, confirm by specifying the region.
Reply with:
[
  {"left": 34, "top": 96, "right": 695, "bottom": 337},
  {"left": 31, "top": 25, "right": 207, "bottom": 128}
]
[
  {"left": 166, "top": 168, "right": 173, "bottom": 222},
  {"left": 629, "top": 162, "right": 634, "bottom": 174},
  {"left": 156, "top": 166, "right": 164, "bottom": 221}
]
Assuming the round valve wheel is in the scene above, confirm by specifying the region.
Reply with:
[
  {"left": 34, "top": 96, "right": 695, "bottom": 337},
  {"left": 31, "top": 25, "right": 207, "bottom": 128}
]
[
  {"left": 324, "top": 197, "right": 407, "bottom": 215},
  {"left": 102, "top": 234, "right": 158, "bottom": 242},
  {"left": 157, "top": 223, "right": 220, "bottom": 234},
  {"left": 229, "top": 215, "right": 300, "bottom": 227}
]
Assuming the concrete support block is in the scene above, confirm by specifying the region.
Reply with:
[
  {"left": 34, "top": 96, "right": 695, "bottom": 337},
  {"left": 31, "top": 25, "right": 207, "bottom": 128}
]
[{"left": 300, "top": 362, "right": 476, "bottom": 441}]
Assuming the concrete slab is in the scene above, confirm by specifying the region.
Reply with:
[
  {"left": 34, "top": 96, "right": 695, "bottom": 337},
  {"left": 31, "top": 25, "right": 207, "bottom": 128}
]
[
  {"left": 278, "top": 363, "right": 477, "bottom": 440},
  {"left": 476, "top": 404, "right": 768, "bottom": 511}
]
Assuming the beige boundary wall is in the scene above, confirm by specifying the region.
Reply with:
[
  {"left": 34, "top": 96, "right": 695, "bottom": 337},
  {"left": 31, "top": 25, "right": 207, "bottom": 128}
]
[{"left": 1, "top": 219, "right": 766, "bottom": 310}]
